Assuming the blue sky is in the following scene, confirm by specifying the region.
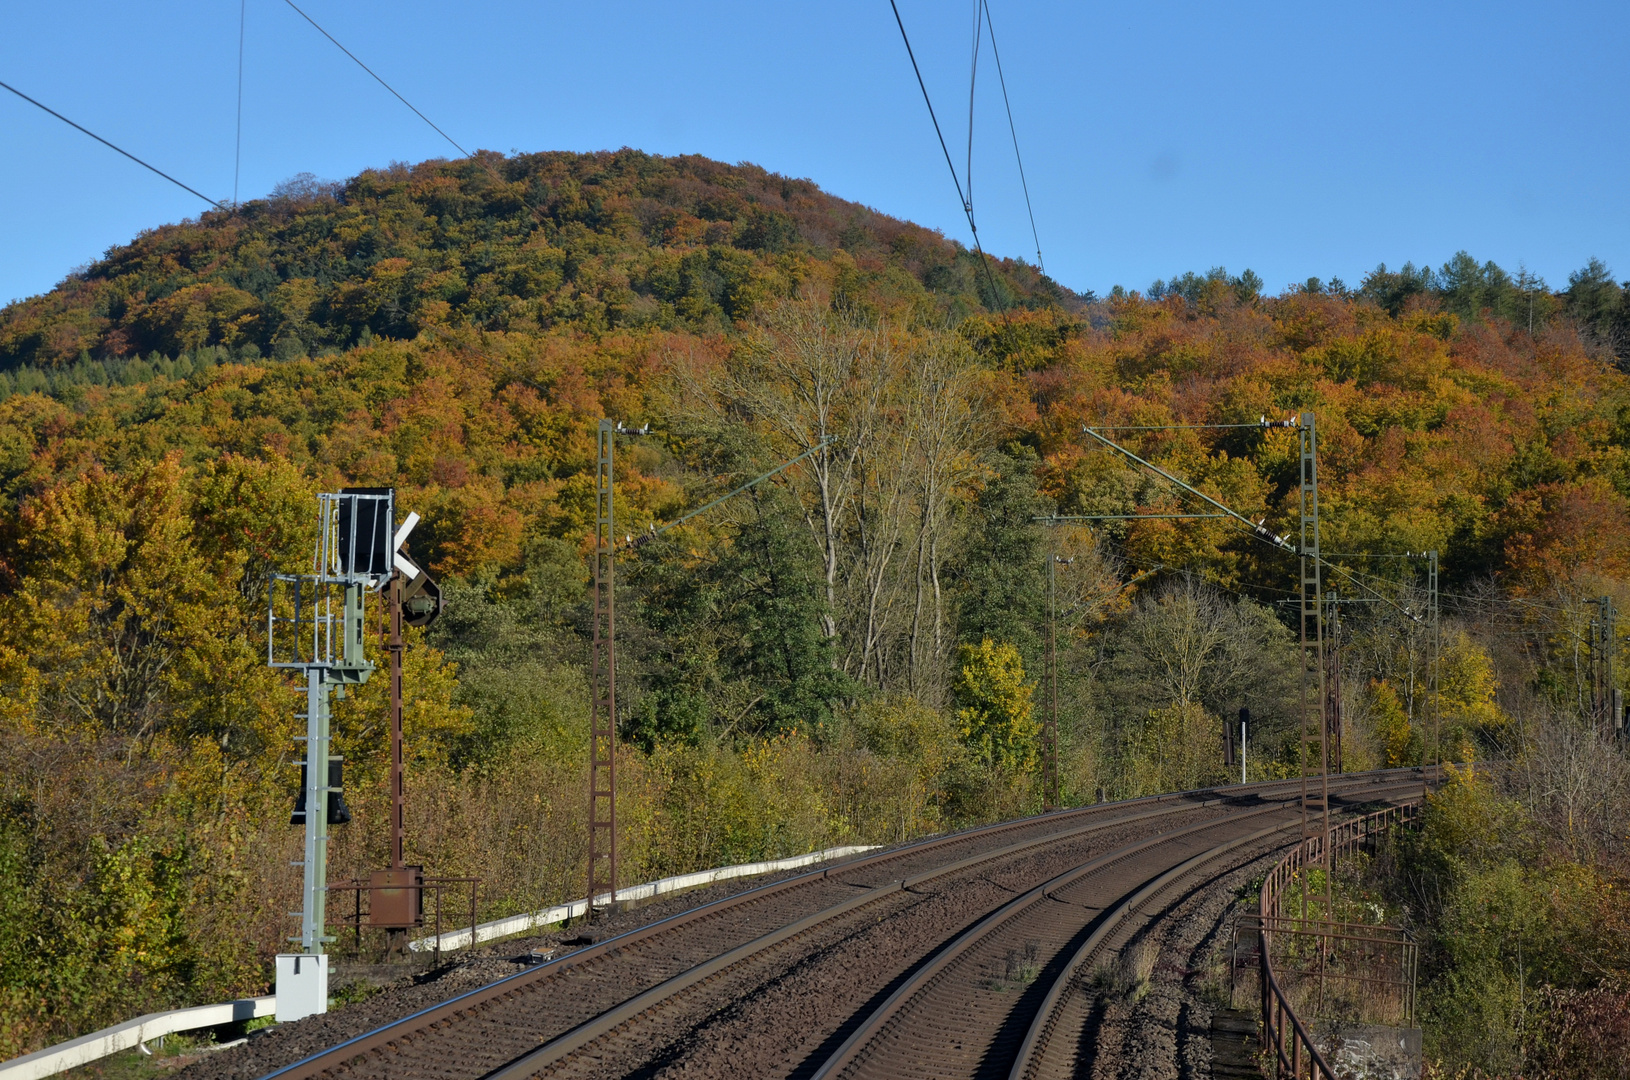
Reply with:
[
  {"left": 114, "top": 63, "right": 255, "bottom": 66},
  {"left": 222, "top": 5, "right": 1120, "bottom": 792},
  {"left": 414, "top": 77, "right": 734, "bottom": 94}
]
[{"left": 2, "top": 0, "right": 1626, "bottom": 306}]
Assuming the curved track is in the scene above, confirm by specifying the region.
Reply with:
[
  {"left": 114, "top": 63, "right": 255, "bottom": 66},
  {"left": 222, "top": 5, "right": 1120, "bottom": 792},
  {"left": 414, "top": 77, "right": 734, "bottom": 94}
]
[
  {"left": 264, "top": 768, "right": 1435, "bottom": 1080},
  {"left": 810, "top": 808, "right": 1298, "bottom": 1080}
]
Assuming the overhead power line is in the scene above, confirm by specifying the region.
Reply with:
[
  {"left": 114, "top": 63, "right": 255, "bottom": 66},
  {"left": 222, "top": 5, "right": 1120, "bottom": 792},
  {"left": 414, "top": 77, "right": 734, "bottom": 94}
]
[
  {"left": 0, "top": 78, "right": 226, "bottom": 209},
  {"left": 282, "top": 0, "right": 469, "bottom": 158},
  {"left": 885, "top": 0, "right": 1007, "bottom": 312},
  {"left": 885, "top": 1, "right": 967, "bottom": 223},
  {"left": 234, "top": 0, "right": 247, "bottom": 207},
  {"left": 966, "top": 0, "right": 982, "bottom": 213},
  {"left": 980, "top": 1, "right": 1044, "bottom": 272}
]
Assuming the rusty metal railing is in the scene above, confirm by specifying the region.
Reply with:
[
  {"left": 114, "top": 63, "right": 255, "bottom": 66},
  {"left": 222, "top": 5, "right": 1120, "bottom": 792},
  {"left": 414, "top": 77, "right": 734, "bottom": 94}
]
[
  {"left": 327, "top": 875, "right": 479, "bottom": 966},
  {"left": 1257, "top": 775, "right": 1436, "bottom": 1078}
]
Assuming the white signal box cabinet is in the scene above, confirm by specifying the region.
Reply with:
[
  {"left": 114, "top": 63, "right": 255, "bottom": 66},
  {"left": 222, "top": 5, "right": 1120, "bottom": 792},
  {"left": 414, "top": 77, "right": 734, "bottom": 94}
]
[{"left": 275, "top": 953, "right": 328, "bottom": 1022}]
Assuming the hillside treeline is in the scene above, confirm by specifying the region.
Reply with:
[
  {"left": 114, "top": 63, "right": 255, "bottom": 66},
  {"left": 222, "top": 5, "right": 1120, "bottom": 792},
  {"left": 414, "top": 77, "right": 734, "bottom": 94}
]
[{"left": 0, "top": 151, "right": 1627, "bottom": 1070}]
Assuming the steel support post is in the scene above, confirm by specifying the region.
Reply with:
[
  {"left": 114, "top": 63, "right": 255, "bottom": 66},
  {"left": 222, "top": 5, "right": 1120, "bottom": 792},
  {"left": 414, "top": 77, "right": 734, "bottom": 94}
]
[
  {"left": 587, "top": 420, "right": 618, "bottom": 917},
  {"left": 299, "top": 668, "right": 331, "bottom": 953},
  {"left": 1298, "top": 412, "right": 1331, "bottom": 923},
  {"left": 386, "top": 573, "right": 407, "bottom": 955},
  {"left": 1044, "top": 555, "right": 1062, "bottom": 811},
  {"left": 1241, "top": 711, "right": 1247, "bottom": 785}
]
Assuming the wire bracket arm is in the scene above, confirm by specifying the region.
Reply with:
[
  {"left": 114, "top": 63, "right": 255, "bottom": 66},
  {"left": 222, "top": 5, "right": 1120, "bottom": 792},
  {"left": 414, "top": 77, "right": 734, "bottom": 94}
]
[{"left": 1080, "top": 426, "right": 1292, "bottom": 550}]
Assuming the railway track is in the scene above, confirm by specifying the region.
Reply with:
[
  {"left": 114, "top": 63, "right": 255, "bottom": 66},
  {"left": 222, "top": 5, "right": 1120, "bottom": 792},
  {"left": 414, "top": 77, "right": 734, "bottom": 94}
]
[
  {"left": 809, "top": 808, "right": 1300, "bottom": 1080},
  {"left": 264, "top": 768, "right": 1435, "bottom": 1080}
]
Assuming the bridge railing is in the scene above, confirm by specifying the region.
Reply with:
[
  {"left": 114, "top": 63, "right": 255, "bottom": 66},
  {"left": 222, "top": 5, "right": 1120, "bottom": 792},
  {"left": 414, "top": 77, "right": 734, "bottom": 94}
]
[{"left": 1257, "top": 771, "right": 1438, "bottom": 1078}]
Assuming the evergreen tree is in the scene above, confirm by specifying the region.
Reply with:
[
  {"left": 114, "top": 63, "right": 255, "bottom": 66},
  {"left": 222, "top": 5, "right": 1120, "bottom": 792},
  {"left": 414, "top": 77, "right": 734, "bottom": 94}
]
[
  {"left": 727, "top": 490, "right": 853, "bottom": 734},
  {"left": 625, "top": 486, "right": 852, "bottom": 749},
  {"left": 954, "top": 445, "right": 1052, "bottom": 676},
  {"left": 1436, "top": 251, "right": 1518, "bottom": 321},
  {"left": 1566, "top": 258, "right": 1629, "bottom": 363},
  {"left": 1359, "top": 262, "right": 1434, "bottom": 315}
]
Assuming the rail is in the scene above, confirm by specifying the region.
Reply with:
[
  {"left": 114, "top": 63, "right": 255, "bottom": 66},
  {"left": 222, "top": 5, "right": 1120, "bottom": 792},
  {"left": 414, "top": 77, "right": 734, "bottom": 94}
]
[
  {"left": 1256, "top": 776, "right": 1434, "bottom": 1078},
  {"left": 816, "top": 809, "right": 1302, "bottom": 1080},
  {"left": 1005, "top": 770, "right": 1435, "bottom": 1080},
  {"left": 257, "top": 768, "right": 1433, "bottom": 1080},
  {"left": 263, "top": 773, "right": 1352, "bottom": 1080}
]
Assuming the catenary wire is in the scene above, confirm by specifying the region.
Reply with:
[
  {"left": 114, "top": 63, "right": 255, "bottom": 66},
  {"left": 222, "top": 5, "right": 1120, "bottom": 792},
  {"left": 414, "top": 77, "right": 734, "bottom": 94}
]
[
  {"left": 980, "top": 0, "right": 1044, "bottom": 272},
  {"left": 1094, "top": 436, "right": 1595, "bottom": 618},
  {"left": 0, "top": 79, "right": 226, "bottom": 209},
  {"left": 887, "top": 0, "right": 966, "bottom": 211},
  {"left": 1089, "top": 423, "right": 1285, "bottom": 430},
  {"left": 885, "top": 0, "right": 1007, "bottom": 312},
  {"left": 282, "top": 0, "right": 470, "bottom": 158},
  {"left": 1079, "top": 442, "right": 1426, "bottom": 621},
  {"left": 1076, "top": 437, "right": 1602, "bottom": 627},
  {"left": 1090, "top": 437, "right": 1602, "bottom": 616}
]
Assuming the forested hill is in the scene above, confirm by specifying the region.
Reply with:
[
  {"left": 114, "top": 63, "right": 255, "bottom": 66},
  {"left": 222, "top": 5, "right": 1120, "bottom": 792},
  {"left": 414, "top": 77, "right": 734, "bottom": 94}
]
[
  {"left": 0, "top": 148, "right": 1068, "bottom": 371},
  {"left": 3, "top": 149, "right": 1630, "bottom": 1070}
]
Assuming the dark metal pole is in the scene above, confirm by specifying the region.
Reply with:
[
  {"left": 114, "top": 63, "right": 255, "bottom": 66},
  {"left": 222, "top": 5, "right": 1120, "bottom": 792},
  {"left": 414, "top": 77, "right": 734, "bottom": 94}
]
[
  {"left": 1602, "top": 595, "right": 1616, "bottom": 731},
  {"left": 390, "top": 572, "right": 405, "bottom": 869},
  {"left": 1044, "top": 555, "right": 1062, "bottom": 810},
  {"left": 385, "top": 571, "right": 407, "bottom": 956},
  {"left": 1328, "top": 595, "right": 1342, "bottom": 774}
]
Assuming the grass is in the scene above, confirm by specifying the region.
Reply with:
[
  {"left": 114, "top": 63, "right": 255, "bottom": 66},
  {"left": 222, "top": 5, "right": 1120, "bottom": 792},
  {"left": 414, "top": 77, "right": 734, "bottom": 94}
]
[
  {"left": 1090, "top": 938, "right": 1158, "bottom": 1004},
  {"left": 60, "top": 1031, "right": 229, "bottom": 1079},
  {"left": 980, "top": 940, "right": 1043, "bottom": 992}
]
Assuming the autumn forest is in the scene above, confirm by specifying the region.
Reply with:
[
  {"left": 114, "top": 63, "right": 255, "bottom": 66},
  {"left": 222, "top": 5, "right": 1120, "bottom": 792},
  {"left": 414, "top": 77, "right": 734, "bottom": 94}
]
[{"left": 2, "top": 149, "right": 1629, "bottom": 1075}]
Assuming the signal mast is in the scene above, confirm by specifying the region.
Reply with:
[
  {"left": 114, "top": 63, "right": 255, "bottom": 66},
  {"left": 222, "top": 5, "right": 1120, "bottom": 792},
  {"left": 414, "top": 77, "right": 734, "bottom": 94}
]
[{"left": 267, "top": 488, "right": 437, "bottom": 1019}]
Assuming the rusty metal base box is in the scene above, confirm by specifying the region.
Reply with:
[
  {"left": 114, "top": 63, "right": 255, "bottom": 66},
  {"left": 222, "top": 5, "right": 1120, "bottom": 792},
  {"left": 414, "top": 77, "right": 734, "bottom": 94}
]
[{"left": 369, "top": 866, "right": 423, "bottom": 928}]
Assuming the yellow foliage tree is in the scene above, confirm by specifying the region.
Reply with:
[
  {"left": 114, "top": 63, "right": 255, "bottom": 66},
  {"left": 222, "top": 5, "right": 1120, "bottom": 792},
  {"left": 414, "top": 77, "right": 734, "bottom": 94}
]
[
  {"left": 1124, "top": 701, "right": 1226, "bottom": 797},
  {"left": 846, "top": 694, "right": 969, "bottom": 837},
  {"left": 0, "top": 456, "right": 301, "bottom": 1054},
  {"left": 952, "top": 639, "right": 1039, "bottom": 772},
  {"left": 1434, "top": 631, "right": 1505, "bottom": 758},
  {"left": 1369, "top": 679, "right": 1423, "bottom": 768},
  {"left": 0, "top": 455, "right": 285, "bottom": 747},
  {"left": 330, "top": 627, "right": 474, "bottom": 786}
]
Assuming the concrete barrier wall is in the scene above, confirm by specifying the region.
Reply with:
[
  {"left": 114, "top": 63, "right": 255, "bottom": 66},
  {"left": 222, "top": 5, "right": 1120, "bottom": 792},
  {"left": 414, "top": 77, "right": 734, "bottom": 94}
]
[
  {"left": 0, "top": 842, "right": 878, "bottom": 1077},
  {"left": 0, "top": 997, "right": 273, "bottom": 1080},
  {"left": 410, "top": 843, "right": 880, "bottom": 953}
]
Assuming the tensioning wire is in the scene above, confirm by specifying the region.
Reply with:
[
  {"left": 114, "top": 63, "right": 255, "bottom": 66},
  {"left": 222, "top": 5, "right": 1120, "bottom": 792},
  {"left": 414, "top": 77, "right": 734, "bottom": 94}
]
[
  {"left": 282, "top": 0, "right": 469, "bottom": 158},
  {"left": 1, "top": 78, "right": 226, "bottom": 209}
]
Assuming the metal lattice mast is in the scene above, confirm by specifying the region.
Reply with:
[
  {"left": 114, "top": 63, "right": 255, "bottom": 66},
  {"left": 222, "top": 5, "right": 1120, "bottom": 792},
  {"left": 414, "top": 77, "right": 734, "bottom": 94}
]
[
  {"left": 1593, "top": 595, "right": 1616, "bottom": 728},
  {"left": 1603, "top": 592, "right": 1616, "bottom": 736},
  {"left": 1326, "top": 593, "right": 1342, "bottom": 774},
  {"left": 1298, "top": 412, "right": 1330, "bottom": 923},
  {"left": 1590, "top": 606, "right": 1602, "bottom": 722},
  {"left": 1429, "top": 550, "right": 1440, "bottom": 765},
  {"left": 587, "top": 420, "right": 618, "bottom": 918},
  {"left": 1606, "top": 595, "right": 1616, "bottom": 726}
]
